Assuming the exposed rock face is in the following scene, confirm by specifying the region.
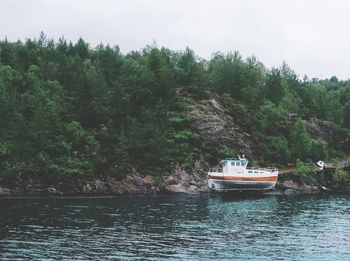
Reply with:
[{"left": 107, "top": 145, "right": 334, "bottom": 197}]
[
  {"left": 162, "top": 161, "right": 209, "bottom": 194},
  {"left": 0, "top": 187, "right": 10, "bottom": 195},
  {"left": 305, "top": 118, "right": 338, "bottom": 144},
  {"left": 304, "top": 118, "right": 349, "bottom": 152},
  {"left": 276, "top": 180, "right": 321, "bottom": 194},
  {"left": 79, "top": 174, "right": 159, "bottom": 195},
  {"left": 186, "top": 98, "right": 253, "bottom": 156},
  {"left": 0, "top": 160, "right": 210, "bottom": 196}
]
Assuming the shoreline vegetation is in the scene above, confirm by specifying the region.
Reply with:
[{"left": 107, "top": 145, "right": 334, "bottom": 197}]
[
  {"left": 0, "top": 165, "right": 349, "bottom": 197},
  {"left": 0, "top": 33, "right": 349, "bottom": 196}
]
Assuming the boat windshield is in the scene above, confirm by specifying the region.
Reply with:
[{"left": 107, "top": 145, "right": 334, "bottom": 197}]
[{"left": 223, "top": 159, "right": 248, "bottom": 166}]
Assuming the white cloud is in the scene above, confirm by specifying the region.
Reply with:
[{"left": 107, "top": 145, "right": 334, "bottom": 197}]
[{"left": 1, "top": 0, "right": 350, "bottom": 79}]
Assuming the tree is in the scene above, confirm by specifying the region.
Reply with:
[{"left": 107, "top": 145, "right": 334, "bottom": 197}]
[
  {"left": 309, "top": 139, "right": 328, "bottom": 161},
  {"left": 264, "top": 136, "right": 291, "bottom": 164},
  {"left": 265, "top": 68, "right": 287, "bottom": 104},
  {"left": 258, "top": 101, "right": 285, "bottom": 135},
  {"left": 343, "top": 102, "right": 350, "bottom": 128},
  {"left": 289, "top": 120, "right": 311, "bottom": 160},
  {"left": 208, "top": 51, "right": 245, "bottom": 96},
  {"left": 177, "top": 47, "right": 205, "bottom": 87}
]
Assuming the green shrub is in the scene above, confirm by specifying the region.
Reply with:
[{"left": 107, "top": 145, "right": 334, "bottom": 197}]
[
  {"left": 309, "top": 139, "right": 328, "bottom": 161},
  {"left": 264, "top": 136, "right": 291, "bottom": 164},
  {"left": 154, "top": 176, "right": 164, "bottom": 186},
  {"left": 289, "top": 120, "right": 311, "bottom": 160},
  {"left": 332, "top": 167, "right": 349, "bottom": 187},
  {"left": 217, "top": 147, "right": 236, "bottom": 158},
  {"left": 295, "top": 160, "right": 316, "bottom": 184}
]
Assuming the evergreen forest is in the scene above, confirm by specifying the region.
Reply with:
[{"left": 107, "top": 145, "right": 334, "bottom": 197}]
[{"left": 0, "top": 34, "right": 349, "bottom": 179}]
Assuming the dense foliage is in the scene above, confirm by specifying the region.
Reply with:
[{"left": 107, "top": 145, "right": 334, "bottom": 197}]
[{"left": 0, "top": 34, "right": 349, "bottom": 178}]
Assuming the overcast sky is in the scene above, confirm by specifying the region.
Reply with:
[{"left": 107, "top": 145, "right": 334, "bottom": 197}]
[{"left": 1, "top": 0, "right": 350, "bottom": 79}]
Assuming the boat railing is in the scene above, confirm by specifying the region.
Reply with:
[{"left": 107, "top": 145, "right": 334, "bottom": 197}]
[
  {"left": 209, "top": 165, "right": 278, "bottom": 174},
  {"left": 209, "top": 167, "right": 223, "bottom": 173},
  {"left": 247, "top": 166, "right": 278, "bottom": 172}
]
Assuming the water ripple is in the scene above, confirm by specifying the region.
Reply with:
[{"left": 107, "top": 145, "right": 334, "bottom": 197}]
[{"left": 0, "top": 195, "right": 349, "bottom": 260}]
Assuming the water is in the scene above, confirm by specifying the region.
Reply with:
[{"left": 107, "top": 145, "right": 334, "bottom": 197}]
[{"left": 0, "top": 194, "right": 349, "bottom": 260}]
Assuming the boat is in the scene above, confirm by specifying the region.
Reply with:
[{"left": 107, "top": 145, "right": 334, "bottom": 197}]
[
  {"left": 316, "top": 160, "right": 336, "bottom": 170},
  {"left": 207, "top": 155, "right": 278, "bottom": 192}
]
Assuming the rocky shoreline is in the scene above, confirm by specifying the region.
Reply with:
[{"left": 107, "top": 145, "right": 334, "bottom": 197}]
[
  {"left": 0, "top": 161, "right": 348, "bottom": 197},
  {"left": 0, "top": 161, "right": 208, "bottom": 197}
]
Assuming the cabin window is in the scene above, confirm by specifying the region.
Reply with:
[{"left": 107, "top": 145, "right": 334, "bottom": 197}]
[
  {"left": 254, "top": 171, "right": 258, "bottom": 173},
  {"left": 248, "top": 171, "right": 252, "bottom": 173},
  {"left": 231, "top": 162, "right": 234, "bottom": 166}
]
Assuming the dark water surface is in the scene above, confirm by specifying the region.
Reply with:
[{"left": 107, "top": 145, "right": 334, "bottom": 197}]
[{"left": 0, "top": 194, "right": 349, "bottom": 260}]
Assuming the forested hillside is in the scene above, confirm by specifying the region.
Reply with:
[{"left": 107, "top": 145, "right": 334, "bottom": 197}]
[{"left": 0, "top": 34, "right": 349, "bottom": 179}]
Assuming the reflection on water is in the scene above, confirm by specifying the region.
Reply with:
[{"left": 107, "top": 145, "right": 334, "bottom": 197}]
[{"left": 0, "top": 194, "right": 349, "bottom": 260}]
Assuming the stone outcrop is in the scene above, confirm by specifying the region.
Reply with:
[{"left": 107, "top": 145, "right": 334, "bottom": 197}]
[
  {"left": 303, "top": 118, "right": 349, "bottom": 152},
  {"left": 79, "top": 174, "right": 158, "bottom": 195},
  {"left": 276, "top": 180, "right": 321, "bottom": 194},
  {"left": 186, "top": 98, "right": 253, "bottom": 156},
  {"left": 305, "top": 118, "right": 338, "bottom": 143},
  {"left": 0, "top": 187, "right": 10, "bottom": 195},
  {"left": 162, "top": 161, "right": 209, "bottom": 194},
  {"left": 0, "top": 160, "right": 210, "bottom": 196}
]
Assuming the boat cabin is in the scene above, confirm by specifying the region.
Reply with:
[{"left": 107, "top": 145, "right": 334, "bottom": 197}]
[{"left": 220, "top": 158, "right": 248, "bottom": 173}]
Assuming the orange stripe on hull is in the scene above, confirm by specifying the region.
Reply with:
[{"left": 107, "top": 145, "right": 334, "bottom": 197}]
[{"left": 208, "top": 175, "right": 278, "bottom": 182}]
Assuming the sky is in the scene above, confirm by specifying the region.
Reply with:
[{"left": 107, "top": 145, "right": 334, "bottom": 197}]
[{"left": 1, "top": 0, "right": 350, "bottom": 79}]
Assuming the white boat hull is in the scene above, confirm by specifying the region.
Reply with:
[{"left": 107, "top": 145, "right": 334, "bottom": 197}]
[
  {"left": 208, "top": 178, "right": 277, "bottom": 191},
  {"left": 207, "top": 173, "right": 278, "bottom": 191}
]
